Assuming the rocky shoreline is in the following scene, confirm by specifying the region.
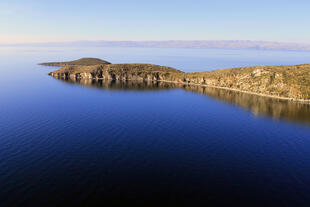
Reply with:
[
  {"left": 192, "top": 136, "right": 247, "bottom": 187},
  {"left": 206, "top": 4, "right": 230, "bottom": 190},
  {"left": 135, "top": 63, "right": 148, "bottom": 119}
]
[
  {"left": 157, "top": 80, "right": 310, "bottom": 103},
  {"left": 42, "top": 58, "right": 310, "bottom": 103}
]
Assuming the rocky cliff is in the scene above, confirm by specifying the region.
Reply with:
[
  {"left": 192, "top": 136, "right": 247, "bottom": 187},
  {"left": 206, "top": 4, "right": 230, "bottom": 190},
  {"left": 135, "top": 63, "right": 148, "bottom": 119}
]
[
  {"left": 42, "top": 58, "right": 310, "bottom": 102},
  {"left": 48, "top": 63, "right": 184, "bottom": 82}
]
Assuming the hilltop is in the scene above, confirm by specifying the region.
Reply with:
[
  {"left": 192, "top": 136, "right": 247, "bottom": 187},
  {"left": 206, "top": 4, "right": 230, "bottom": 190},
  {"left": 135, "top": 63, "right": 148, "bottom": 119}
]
[
  {"left": 43, "top": 58, "right": 310, "bottom": 102},
  {"left": 40, "top": 58, "right": 111, "bottom": 66}
]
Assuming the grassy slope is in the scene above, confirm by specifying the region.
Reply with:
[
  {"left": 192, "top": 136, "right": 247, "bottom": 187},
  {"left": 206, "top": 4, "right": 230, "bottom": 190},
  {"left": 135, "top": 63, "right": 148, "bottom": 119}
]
[
  {"left": 40, "top": 58, "right": 111, "bottom": 66},
  {"left": 187, "top": 64, "right": 310, "bottom": 100},
  {"left": 49, "top": 63, "right": 182, "bottom": 74}
]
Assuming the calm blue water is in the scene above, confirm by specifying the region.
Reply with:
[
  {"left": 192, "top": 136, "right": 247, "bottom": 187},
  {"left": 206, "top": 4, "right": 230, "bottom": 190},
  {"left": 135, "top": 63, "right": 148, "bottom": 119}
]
[{"left": 1, "top": 47, "right": 310, "bottom": 206}]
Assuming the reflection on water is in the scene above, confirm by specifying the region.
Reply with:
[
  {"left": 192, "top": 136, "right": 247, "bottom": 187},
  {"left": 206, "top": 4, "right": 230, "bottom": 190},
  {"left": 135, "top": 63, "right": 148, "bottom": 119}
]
[
  {"left": 183, "top": 85, "right": 310, "bottom": 126},
  {"left": 60, "top": 78, "right": 179, "bottom": 91},
  {"left": 58, "top": 78, "right": 310, "bottom": 126}
]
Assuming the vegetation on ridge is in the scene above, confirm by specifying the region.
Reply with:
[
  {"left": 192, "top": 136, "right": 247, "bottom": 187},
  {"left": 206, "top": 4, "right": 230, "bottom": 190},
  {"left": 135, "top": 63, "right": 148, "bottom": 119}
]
[{"left": 40, "top": 58, "right": 111, "bottom": 66}]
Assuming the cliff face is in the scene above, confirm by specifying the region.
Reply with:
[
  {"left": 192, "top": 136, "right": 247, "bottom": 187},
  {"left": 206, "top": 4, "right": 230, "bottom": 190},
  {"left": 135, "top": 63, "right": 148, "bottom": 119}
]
[
  {"left": 43, "top": 58, "right": 310, "bottom": 102},
  {"left": 49, "top": 64, "right": 184, "bottom": 82}
]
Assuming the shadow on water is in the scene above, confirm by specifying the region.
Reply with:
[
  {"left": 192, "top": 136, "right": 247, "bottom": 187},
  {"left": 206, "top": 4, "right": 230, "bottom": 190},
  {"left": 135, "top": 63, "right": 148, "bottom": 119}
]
[{"left": 57, "top": 78, "right": 310, "bottom": 126}]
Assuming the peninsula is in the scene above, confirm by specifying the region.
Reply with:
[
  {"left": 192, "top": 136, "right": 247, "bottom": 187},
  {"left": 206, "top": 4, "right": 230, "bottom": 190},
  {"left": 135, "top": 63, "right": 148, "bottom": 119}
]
[{"left": 42, "top": 58, "right": 310, "bottom": 102}]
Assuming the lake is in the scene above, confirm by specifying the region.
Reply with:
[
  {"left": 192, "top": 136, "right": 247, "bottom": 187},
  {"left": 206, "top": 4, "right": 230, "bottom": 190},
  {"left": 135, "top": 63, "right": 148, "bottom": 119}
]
[{"left": 1, "top": 46, "right": 310, "bottom": 206}]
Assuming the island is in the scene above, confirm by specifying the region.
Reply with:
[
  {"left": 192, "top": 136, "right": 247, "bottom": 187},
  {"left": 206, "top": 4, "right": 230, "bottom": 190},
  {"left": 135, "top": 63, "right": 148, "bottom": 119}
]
[{"left": 41, "top": 58, "right": 310, "bottom": 102}]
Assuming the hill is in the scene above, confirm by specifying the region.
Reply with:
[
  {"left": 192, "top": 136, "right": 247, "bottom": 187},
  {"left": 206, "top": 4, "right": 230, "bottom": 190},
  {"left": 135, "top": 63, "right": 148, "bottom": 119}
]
[{"left": 40, "top": 58, "right": 111, "bottom": 66}]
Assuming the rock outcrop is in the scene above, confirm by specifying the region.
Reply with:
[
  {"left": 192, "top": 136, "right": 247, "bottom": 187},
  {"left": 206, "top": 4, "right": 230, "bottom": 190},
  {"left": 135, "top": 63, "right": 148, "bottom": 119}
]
[
  {"left": 42, "top": 58, "right": 310, "bottom": 102},
  {"left": 48, "top": 63, "right": 184, "bottom": 82}
]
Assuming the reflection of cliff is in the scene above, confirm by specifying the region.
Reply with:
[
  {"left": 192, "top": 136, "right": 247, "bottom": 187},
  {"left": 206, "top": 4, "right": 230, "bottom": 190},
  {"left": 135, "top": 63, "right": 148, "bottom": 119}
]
[
  {"left": 58, "top": 79, "right": 310, "bottom": 126},
  {"left": 183, "top": 85, "right": 310, "bottom": 125},
  {"left": 60, "top": 79, "right": 180, "bottom": 91}
]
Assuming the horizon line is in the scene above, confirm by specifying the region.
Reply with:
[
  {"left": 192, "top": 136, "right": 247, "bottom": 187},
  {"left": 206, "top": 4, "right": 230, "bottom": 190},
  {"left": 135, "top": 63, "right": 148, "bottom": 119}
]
[
  {"left": 1, "top": 40, "right": 310, "bottom": 51},
  {"left": 1, "top": 39, "right": 310, "bottom": 44}
]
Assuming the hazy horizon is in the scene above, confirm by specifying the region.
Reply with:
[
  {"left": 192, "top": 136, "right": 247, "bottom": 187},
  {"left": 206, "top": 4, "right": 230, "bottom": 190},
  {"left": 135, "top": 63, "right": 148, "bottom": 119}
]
[
  {"left": 2, "top": 39, "right": 310, "bottom": 51},
  {"left": 1, "top": 0, "right": 310, "bottom": 44}
]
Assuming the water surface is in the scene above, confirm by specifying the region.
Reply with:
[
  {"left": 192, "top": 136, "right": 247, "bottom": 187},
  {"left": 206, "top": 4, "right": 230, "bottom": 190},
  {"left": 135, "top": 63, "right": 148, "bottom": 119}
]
[{"left": 1, "top": 47, "right": 310, "bottom": 206}]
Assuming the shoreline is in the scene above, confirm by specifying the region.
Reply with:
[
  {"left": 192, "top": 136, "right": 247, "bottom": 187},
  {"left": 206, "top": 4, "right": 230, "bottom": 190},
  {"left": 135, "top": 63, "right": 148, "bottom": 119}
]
[
  {"left": 54, "top": 76, "right": 310, "bottom": 104},
  {"left": 157, "top": 79, "right": 310, "bottom": 104}
]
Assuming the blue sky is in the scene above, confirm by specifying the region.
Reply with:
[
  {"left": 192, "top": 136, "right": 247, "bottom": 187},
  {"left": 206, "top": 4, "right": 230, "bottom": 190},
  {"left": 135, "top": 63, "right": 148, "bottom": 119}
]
[{"left": 1, "top": 0, "right": 310, "bottom": 43}]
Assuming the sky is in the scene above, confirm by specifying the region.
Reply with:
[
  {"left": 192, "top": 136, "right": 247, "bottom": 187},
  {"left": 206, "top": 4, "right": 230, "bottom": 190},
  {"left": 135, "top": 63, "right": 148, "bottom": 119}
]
[{"left": 1, "top": 0, "right": 310, "bottom": 44}]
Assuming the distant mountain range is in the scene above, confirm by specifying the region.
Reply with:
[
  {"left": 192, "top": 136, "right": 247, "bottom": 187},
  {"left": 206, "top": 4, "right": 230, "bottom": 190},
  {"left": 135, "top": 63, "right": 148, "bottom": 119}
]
[{"left": 2, "top": 40, "right": 310, "bottom": 51}]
